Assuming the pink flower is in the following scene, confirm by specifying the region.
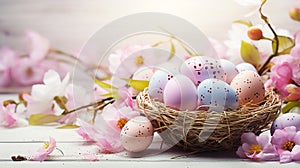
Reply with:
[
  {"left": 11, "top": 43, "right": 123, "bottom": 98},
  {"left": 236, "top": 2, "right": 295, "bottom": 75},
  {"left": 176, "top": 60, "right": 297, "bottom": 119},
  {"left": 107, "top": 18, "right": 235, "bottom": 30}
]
[
  {"left": 31, "top": 137, "right": 57, "bottom": 161},
  {"left": 266, "top": 44, "right": 300, "bottom": 100},
  {"left": 24, "top": 30, "right": 50, "bottom": 61},
  {"left": 76, "top": 119, "right": 99, "bottom": 142},
  {"left": 236, "top": 132, "right": 278, "bottom": 160},
  {"left": 0, "top": 46, "right": 19, "bottom": 86},
  {"left": 268, "top": 62, "right": 293, "bottom": 97},
  {"left": 76, "top": 103, "right": 139, "bottom": 153},
  {"left": 285, "top": 84, "right": 300, "bottom": 101},
  {"left": 271, "top": 126, "right": 300, "bottom": 163},
  {"left": 101, "top": 103, "right": 139, "bottom": 132},
  {"left": 108, "top": 45, "right": 150, "bottom": 75},
  {"left": 118, "top": 87, "right": 135, "bottom": 109},
  {"left": 77, "top": 117, "right": 124, "bottom": 153},
  {"left": 0, "top": 104, "right": 17, "bottom": 128}
]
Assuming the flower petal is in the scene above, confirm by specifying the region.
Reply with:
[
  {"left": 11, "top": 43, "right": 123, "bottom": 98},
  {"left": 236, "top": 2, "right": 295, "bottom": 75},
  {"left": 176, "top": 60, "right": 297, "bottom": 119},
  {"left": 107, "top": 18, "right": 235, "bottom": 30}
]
[
  {"left": 241, "top": 132, "right": 257, "bottom": 145},
  {"left": 294, "top": 131, "right": 300, "bottom": 145},
  {"left": 256, "top": 132, "right": 271, "bottom": 148},
  {"left": 292, "top": 145, "right": 300, "bottom": 161},
  {"left": 271, "top": 129, "right": 288, "bottom": 147},
  {"left": 279, "top": 151, "right": 293, "bottom": 163},
  {"left": 236, "top": 146, "right": 247, "bottom": 158},
  {"left": 284, "top": 126, "right": 297, "bottom": 141}
]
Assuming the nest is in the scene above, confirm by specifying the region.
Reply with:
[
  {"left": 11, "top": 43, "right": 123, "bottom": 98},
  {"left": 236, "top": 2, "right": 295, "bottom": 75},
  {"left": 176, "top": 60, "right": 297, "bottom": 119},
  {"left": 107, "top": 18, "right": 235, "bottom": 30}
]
[{"left": 137, "top": 88, "right": 281, "bottom": 152}]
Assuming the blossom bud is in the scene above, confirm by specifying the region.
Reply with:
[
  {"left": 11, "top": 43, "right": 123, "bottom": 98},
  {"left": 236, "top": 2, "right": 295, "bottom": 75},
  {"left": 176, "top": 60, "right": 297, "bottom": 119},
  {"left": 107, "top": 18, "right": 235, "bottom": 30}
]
[
  {"left": 247, "top": 27, "right": 263, "bottom": 41},
  {"left": 290, "top": 7, "right": 300, "bottom": 22},
  {"left": 18, "top": 90, "right": 30, "bottom": 106}
]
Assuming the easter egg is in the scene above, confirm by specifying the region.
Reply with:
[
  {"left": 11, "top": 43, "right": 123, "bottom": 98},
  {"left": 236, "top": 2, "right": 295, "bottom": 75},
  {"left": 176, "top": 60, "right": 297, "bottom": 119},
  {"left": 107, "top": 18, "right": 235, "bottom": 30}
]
[
  {"left": 197, "top": 78, "right": 239, "bottom": 111},
  {"left": 163, "top": 74, "right": 198, "bottom": 111},
  {"left": 120, "top": 116, "right": 154, "bottom": 152},
  {"left": 230, "top": 70, "right": 265, "bottom": 105},
  {"left": 271, "top": 113, "right": 300, "bottom": 135},
  {"left": 235, "top": 63, "right": 257, "bottom": 73},
  {"left": 148, "top": 69, "right": 178, "bottom": 102},
  {"left": 180, "top": 56, "right": 225, "bottom": 86},
  {"left": 220, "top": 59, "right": 239, "bottom": 83}
]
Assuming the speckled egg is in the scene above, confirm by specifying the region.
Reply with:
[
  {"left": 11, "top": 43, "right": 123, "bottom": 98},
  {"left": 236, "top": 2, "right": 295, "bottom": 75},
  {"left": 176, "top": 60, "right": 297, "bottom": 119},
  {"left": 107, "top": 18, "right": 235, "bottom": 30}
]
[
  {"left": 271, "top": 113, "right": 300, "bottom": 135},
  {"left": 163, "top": 74, "right": 198, "bottom": 111},
  {"left": 197, "top": 78, "right": 239, "bottom": 111},
  {"left": 120, "top": 116, "right": 154, "bottom": 152},
  {"left": 230, "top": 70, "right": 265, "bottom": 105},
  {"left": 236, "top": 63, "right": 257, "bottom": 73},
  {"left": 220, "top": 59, "right": 239, "bottom": 83},
  {"left": 148, "top": 69, "right": 178, "bottom": 102},
  {"left": 180, "top": 56, "right": 225, "bottom": 86}
]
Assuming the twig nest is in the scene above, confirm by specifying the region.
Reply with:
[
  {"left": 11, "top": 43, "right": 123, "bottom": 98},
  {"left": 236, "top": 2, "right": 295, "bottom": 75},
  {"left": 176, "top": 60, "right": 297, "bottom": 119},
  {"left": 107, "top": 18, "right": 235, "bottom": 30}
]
[{"left": 137, "top": 88, "right": 281, "bottom": 152}]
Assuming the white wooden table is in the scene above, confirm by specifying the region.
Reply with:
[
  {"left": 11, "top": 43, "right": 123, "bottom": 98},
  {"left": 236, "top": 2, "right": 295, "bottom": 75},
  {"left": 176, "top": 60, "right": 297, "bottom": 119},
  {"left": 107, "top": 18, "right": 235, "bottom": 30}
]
[{"left": 0, "top": 94, "right": 298, "bottom": 168}]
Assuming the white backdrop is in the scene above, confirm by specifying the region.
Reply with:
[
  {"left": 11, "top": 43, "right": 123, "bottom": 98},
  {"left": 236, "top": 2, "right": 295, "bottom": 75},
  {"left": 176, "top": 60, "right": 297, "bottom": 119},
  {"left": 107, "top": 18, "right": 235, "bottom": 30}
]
[{"left": 0, "top": 0, "right": 299, "bottom": 53}]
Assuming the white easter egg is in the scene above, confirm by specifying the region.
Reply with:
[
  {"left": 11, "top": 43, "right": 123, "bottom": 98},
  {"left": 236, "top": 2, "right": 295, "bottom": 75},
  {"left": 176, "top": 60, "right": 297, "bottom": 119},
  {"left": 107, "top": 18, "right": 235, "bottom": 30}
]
[{"left": 120, "top": 116, "right": 154, "bottom": 152}]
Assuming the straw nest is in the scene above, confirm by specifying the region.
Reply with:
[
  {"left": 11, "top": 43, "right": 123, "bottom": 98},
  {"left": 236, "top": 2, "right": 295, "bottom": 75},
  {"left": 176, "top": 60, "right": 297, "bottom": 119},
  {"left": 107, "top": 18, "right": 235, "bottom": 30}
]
[{"left": 137, "top": 88, "right": 281, "bottom": 152}]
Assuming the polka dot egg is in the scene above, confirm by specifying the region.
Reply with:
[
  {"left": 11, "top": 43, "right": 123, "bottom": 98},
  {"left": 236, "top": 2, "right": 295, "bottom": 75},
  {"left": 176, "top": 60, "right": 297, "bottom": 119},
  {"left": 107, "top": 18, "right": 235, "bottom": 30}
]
[
  {"left": 120, "top": 116, "right": 154, "bottom": 152},
  {"left": 148, "top": 69, "right": 178, "bottom": 102},
  {"left": 180, "top": 56, "right": 225, "bottom": 86},
  {"left": 220, "top": 59, "right": 239, "bottom": 84},
  {"left": 271, "top": 113, "right": 300, "bottom": 135},
  {"left": 197, "top": 78, "right": 239, "bottom": 112},
  {"left": 230, "top": 70, "right": 265, "bottom": 105}
]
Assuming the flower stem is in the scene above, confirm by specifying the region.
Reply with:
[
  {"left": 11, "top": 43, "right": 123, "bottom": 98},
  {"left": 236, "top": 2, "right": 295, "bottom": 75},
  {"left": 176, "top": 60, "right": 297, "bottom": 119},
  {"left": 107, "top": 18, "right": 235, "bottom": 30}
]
[
  {"left": 62, "top": 97, "right": 113, "bottom": 115},
  {"left": 257, "top": 0, "right": 279, "bottom": 75},
  {"left": 258, "top": 23, "right": 279, "bottom": 75}
]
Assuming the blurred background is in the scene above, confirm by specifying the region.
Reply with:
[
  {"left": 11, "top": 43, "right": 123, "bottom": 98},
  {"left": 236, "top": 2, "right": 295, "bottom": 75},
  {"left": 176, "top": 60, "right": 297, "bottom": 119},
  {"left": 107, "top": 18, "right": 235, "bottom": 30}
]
[{"left": 0, "top": 0, "right": 299, "bottom": 53}]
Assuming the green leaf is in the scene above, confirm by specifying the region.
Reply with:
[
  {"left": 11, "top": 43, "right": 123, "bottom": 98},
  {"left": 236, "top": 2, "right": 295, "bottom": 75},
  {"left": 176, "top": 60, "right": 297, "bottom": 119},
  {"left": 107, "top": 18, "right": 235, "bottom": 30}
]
[
  {"left": 240, "top": 41, "right": 260, "bottom": 67},
  {"left": 94, "top": 78, "right": 117, "bottom": 92},
  {"left": 29, "top": 114, "right": 63, "bottom": 125},
  {"left": 234, "top": 20, "right": 253, "bottom": 27},
  {"left": 151, "top": 40, "right": 168, "bottom": 47},
  {"left": 100, "top": 92, "right": 120, "bottom": 99},
  {"left": 57, "top": 125, "right": 80, "bottom": 129},
  {"left": 272, "top": 36, "right": 295, "bottom": 55},
  {"left": 168, "top": 40, "right": 175, "bottom": 60},
  {"left": 122, "top": 78, "right": 149, "bottom": 91},
  {"left": 282, "top": 101, "right": 300, "bottom": 114}
]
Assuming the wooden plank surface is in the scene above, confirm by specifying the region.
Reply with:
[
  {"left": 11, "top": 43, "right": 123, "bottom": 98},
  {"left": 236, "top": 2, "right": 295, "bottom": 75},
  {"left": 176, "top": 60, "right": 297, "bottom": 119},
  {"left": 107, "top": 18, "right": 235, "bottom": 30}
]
[{"left": 0, "top": 94, "right": 298, "bottom": 167}]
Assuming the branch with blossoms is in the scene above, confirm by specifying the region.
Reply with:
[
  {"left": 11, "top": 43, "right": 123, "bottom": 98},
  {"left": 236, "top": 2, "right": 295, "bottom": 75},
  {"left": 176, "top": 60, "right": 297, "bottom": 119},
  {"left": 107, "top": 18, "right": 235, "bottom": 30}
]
[{"left": 231, "top": 0, "right": 300, "bottom": 110}]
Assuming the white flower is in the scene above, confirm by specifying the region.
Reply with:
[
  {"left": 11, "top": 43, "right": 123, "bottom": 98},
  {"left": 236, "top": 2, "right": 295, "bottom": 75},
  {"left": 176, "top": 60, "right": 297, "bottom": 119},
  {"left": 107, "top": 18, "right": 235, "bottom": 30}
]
[
  {"left": 24, "top": 70, "right": 70, "bottom": 116},
  {"left": 108, "top": 45, "right": 151, "bottom": 75}
]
